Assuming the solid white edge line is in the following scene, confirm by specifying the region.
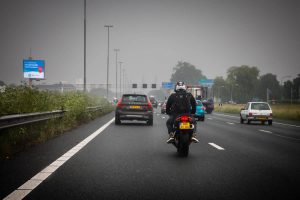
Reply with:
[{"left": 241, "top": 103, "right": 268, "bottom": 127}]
[
  {"left": 213, "top": 113, "right": 300, "bottom": 128},
  {"left": 3, "top": 117, "right": 115, "bottom": 200},
  {"left": 209, "top": 143, "right": 225, "bottom": 150}
]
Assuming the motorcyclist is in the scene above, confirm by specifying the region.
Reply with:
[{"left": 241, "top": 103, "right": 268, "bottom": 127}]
[{"left": 166, "top": 81, "right": 199, "bottom": 143}]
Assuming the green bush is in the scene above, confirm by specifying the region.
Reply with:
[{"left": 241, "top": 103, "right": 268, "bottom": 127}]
[{"left": 0, "top": 86, "right": 113, "bottom": 159}]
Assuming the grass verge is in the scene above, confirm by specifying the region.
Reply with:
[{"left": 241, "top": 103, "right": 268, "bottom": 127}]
[
  {"left": 214, "top": 103, "right": 300, "bottom": 121},
  {"left": 0, "top": 86, "right": 114, "bottom": 159}
]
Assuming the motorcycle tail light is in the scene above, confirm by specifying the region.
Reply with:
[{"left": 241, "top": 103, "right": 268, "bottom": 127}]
[{"left": 180, "top": 116, "right": 190, "bottom": 122}]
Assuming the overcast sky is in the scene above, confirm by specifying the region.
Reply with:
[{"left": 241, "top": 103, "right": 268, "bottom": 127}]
[{"left": 0, "top": 0, "right": 299, "bottom": 86}]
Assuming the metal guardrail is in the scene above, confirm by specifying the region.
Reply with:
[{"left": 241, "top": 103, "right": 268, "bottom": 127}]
[
  {"left": 85, "top": 106, "right": 103, "bottom": 112},
  {"left": 0, "top": 106, "right": 103, "bottom": 130},
  {"left": 0, "top": 110, "right": 66, "bottom": 130}
]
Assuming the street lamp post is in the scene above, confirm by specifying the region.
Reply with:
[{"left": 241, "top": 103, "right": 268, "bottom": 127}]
[
  {"left": 219, "top": 85, "right": 224, "bottom": 104},
  {"left": 122, "top": 68, "right": 125, "bottom": 94},
  {"left": 230, "top": 83, "right": 238, "bottom": 103},
  {"left": 118, "top": 61, "right": 123, "bottom": 95},
  {"left": 114, "top": 49, "right": 119, "bottom": 98},
  {"left": 280, "top": 75, "right": 291, "bottom": 101},
  {"left": 104, "top": 25, "right": 113, "bottom": 99},
  {"left": 83, "top": 0, "right": 87, "bottom": 92}
]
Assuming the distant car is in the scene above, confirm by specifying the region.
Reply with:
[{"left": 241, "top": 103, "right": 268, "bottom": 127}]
[
  {"left": 202, "top": 98, "right": 214, "bottom": 114},
  {"left": 115, "top": 94, "right": 153, "bottom": 125},
  {"left": 240, "top": 102, "right": 273, "bottom": 125},
  {"left": 149, "top": 96, "right": 158, "bottom": 108},
  {"left": 195, "top": 100, "right": 205, "bottom": 121},
  {"left": 161, "top": 100, "right": 167, "bottom": 114},
  {"left": 112, "top": 97, "right": 118, "bottom": 105}
]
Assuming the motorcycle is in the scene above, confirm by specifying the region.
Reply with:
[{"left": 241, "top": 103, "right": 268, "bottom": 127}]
[{"left": 172, "top": 114, "right": 196, "bottom": 157}]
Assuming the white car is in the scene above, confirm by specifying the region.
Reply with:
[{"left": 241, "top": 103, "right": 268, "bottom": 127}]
[{"left": 240, "top": 102, "right": 273, "bottom": 125}]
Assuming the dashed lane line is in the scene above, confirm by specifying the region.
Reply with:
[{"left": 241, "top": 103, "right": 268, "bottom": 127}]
[
  {"left": 258, "top": 129, "right": 300, "bottom": 141},
  {"left": 213, "top": 113, "right": 300, "bottom": 128},
  {"left": 209, "top": 143, "right": 225, "bottom": 150},
  {"left": 258, "top": 129, "right": 272, "bottom": 133},
  {"left": 4, "top": 118, "right": 115, "bottom": 200},
  {"left": 226, "top": 122, "right": 235, "bottom": 125}
]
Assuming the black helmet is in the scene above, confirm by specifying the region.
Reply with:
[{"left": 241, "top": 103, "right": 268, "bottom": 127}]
[{"left": 174, "top": 81, "right": 187, "bottom": 92}]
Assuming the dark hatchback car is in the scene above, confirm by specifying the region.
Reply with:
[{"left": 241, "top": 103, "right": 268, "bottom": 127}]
[
  {"left": 115, "top": 94, "right": 153, "bottom": 125},
  {"left": 202, "top": 98, "right": 214, "bottom": 114}
]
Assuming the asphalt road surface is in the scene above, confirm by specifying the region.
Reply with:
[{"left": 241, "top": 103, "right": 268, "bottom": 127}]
[{"left": 1, "top": 110, "right": 300, "bottom": 200}]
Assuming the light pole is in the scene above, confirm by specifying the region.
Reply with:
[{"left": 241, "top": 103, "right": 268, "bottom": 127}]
[
  {"left": 122, "top": 68, "right": 125, "bottom": 94},
  {"left": 230, "top": 83, "right": 238, "bottom": 103},
  {"left": 104, "top": 25, "right": 113, "bottom": 99},
  {"left": 83, "top": 0, "right": 87, "bottom": 92},
  {"left": 280, "top": 75, "right": 291, "bottom": 101},
  {"left": 114, "top": 49, "right": 119, "bottom": 98},
  {"left": 118, "top": 61, "right": 123, "bottom": 95},
  {"left": 219, "top": 85, "right": 224, "bottom": 104}
]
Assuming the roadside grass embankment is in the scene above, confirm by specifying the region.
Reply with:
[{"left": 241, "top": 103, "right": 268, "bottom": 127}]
[
  {"left": 0, "top": 86, "right": 114, "bottom": 159},
  {"left": 214, "top": 103, "right": 300, "bottom": 121}
]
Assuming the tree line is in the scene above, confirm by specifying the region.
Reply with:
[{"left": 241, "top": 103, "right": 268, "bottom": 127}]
[
  {"left": 169, "top": 62, "right": 299, "bottom": 104},
  {"left": 212, "top": 65, "right": 300, "bottom": 103}
]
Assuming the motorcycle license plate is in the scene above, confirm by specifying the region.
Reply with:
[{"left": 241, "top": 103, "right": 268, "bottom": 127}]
[{"left": 179, "top": 122, "right": 190, "bottom": 129}]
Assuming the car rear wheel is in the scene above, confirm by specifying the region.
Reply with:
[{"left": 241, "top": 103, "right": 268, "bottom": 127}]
[
  {"left": 115, "top": 116, "right": 121, "bottom": 125},
  {"left": 240, "top": 116, "right": 244, "bottom": 124},
  {"left": 147, "top": 119, "right": 153, "bottom": 126},
  {"left": 247, "top": 119, "right": 251, "bottom": 124},
  {"left": 268, "top": 120, "right": 272, "bottom": 126}
]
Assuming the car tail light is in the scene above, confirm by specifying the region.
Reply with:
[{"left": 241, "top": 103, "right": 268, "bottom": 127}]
[
  {"left": 147, "top": 102, "right": 153, "bottom": 109},
  {"left": 269, "top": 113, "right": 272, "bottom": 117},
  {"left": 249, "top": 112, "right": 253, "bottom": 117},
  {"left": 117, "top": 101, "right": 124, "bottom": 108}
]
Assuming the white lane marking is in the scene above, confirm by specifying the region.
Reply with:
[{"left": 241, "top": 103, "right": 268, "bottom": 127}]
[
  {"left": 214, "top": 113, "right": 300, "bottom": 128},
  {"left": 273, "top": 122, "right": 300, "bottom": 128},
  {"left": 226, "top": 122, "right": 234, "bottom": 125},
  {"left": 162, "top": 116, "right": 166, "bottom": 119},
  {"left": 4, "top": 118, "right": 115, "bottom": 200},
  {"left": 209, "top": 143, "right": 225, "bottom": 150},
  {"left": 213, "top": 113, "right": 239, "bottom": 118},
  {"left": 207, "top": 117, "right": 213, "bottom": 120},
  {"left": 259, "top": 129, "right": 272, "bottom": 133},
  {"left": 258, "top": 129, "right": 300, "bottom": 141}
]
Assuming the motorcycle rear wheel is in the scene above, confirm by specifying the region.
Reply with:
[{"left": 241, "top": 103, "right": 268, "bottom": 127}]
[{"left": 177, "top": 134, "right": 190, "bottom": 157}]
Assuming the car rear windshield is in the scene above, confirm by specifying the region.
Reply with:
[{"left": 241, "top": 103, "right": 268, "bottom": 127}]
[
  {"left": 251, "top": 103, "right": 270, "bottom": 110},
  {"left": 122, "top": 95, "right": 148, "bottom": 103}
]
